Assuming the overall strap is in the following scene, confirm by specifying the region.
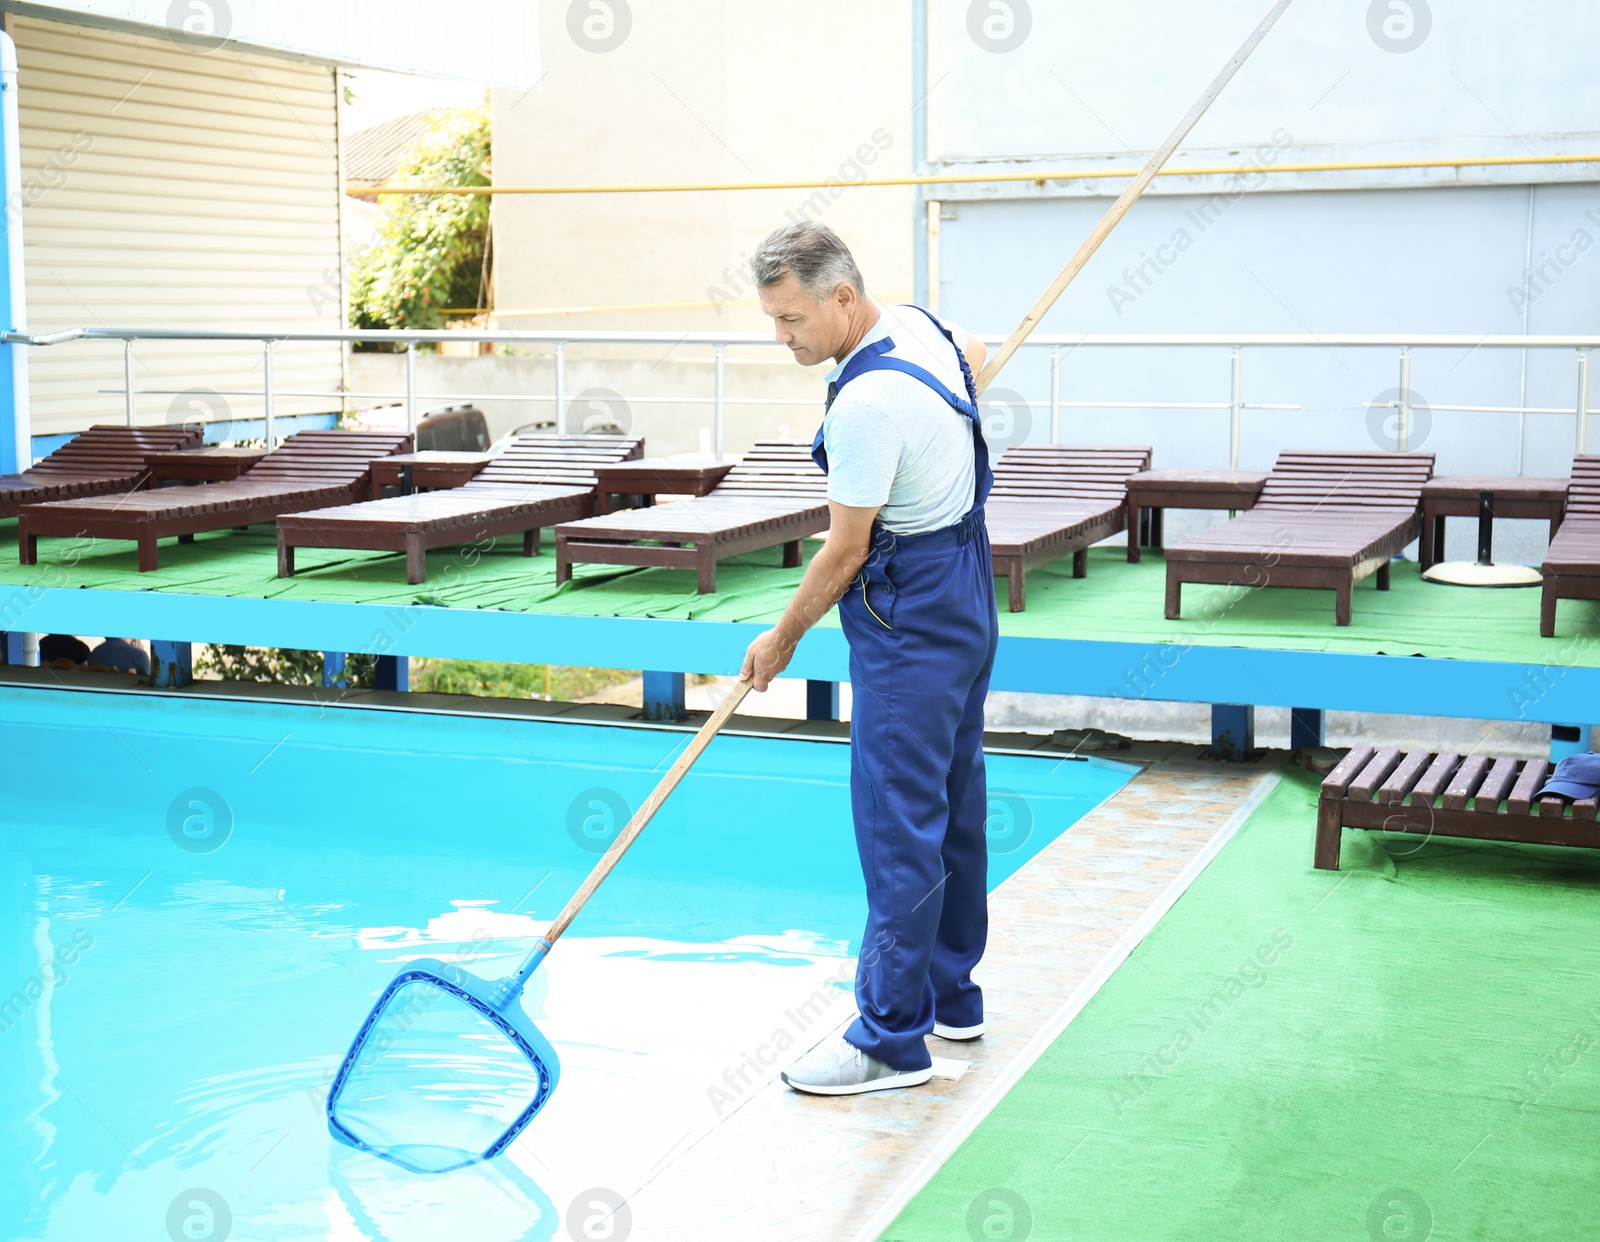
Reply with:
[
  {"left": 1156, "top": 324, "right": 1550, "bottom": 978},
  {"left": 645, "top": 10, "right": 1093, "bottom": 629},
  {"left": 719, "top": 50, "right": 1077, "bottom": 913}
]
[{"left": 813, "top": 308, "right": 993, "bottom": 513}]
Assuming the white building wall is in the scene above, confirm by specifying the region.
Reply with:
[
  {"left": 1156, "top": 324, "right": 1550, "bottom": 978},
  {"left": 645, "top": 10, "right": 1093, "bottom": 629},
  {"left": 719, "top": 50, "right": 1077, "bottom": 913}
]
[{"left": 12, "top": 13, "right": 344, "bottom": 437}]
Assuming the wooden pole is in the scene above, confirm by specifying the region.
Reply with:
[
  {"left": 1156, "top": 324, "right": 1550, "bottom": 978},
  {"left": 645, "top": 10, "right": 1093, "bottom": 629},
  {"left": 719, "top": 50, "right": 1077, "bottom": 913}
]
[{"left": 974, "top": 0, "right": 1296, "bottom": 397}]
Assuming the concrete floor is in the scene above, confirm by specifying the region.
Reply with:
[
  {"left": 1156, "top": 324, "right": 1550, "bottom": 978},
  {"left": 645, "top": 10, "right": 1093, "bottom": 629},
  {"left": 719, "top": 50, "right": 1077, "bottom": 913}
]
[{"left": 586, "top": 675, "right": 1574, "bottom": 761}]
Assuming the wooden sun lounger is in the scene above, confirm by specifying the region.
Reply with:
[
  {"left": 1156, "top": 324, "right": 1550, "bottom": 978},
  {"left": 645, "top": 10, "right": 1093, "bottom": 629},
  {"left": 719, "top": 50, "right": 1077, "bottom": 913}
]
[
  {"left": 1540, "top": 455, "right": 1600, "bottom": 637},
  {"left": 985, "top": 445, "right": 1153, "bottom": 612},
  {"left": 276, "top": 434, "right": 644, "bottom": 584},
  {"left": 18, "top": 430, "right": 413, "bottom": 572},
  {"left": 0, "top": 424, "right": 203, "bottom": 518},
  {"left": 1315, "top": 743, "right": 1599, "bottom": 870},
  {"left": 1164, "top": 450, "right": 1435, "bottom": 626},
  {"left": 554, "top": 442, "right": 828, "bottom": 594}
]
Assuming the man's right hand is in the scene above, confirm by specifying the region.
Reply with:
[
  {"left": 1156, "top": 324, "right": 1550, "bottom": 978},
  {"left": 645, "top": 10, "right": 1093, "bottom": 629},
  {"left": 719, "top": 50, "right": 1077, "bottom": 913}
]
[{"left": 740, "top": 628, "right": 793, "bottom": 692}]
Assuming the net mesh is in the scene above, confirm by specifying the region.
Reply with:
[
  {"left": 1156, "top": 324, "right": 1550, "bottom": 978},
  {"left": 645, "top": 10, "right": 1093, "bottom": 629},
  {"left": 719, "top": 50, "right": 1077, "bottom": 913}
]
[{"left": 329, "top": 976, "right": 552, "bottom": 1174}]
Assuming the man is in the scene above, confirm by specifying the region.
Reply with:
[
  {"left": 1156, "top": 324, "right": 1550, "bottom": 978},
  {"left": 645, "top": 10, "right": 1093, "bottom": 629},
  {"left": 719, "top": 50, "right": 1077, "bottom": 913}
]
[{"left": 740, "top": 221, "right": 999, "bottom": 1096}]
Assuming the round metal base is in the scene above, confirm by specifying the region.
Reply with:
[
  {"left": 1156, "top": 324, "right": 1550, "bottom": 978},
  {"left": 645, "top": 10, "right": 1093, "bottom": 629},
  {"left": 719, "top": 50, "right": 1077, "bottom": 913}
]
[{"left": 1421, "top": 561, "right": 1544, "bottom": 588}]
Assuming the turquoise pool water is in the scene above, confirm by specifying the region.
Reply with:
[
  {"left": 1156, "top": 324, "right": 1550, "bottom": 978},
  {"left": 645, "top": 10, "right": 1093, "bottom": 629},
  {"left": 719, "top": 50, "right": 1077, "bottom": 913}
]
[{"left": 0, "top": 685, "right": 1130, "bottom": 1240}]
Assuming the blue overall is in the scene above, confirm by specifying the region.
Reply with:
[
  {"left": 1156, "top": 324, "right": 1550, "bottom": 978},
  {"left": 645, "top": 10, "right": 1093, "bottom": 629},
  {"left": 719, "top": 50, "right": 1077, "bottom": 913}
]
[{"left": 812, "top": 306, "right": 999, "bottom": 1072}]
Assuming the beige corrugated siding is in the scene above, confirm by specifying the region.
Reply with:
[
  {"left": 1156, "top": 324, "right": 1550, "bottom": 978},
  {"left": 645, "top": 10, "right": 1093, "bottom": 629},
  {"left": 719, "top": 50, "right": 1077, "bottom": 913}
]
[{"left": 12, "top": 15, "right": 344, "bottom": 436}]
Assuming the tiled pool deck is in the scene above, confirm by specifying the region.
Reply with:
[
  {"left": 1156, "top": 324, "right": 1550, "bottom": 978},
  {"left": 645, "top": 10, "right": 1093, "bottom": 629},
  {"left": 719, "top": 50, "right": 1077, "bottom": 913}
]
[{"left": 619, "top": 742, "right": 1284, "bottom": 1241}]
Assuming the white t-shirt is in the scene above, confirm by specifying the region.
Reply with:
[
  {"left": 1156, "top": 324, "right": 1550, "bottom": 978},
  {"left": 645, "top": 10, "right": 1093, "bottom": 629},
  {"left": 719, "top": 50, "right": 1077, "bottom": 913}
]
[{"left": 822, "top": 303, "right": 978, "bottom": 536}]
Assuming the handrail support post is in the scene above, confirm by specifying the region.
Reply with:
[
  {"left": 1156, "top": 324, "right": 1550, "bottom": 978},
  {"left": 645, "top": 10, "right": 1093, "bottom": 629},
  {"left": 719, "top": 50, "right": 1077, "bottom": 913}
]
[
  {"left": 1229, "top": 346, "right": 1242, "bottom": 469},
  {"left": 713, "top": 342, "right": 726, "bottom": 461},
  {"left": 262, "top": 339, "right": 275, "bottom": 444}
]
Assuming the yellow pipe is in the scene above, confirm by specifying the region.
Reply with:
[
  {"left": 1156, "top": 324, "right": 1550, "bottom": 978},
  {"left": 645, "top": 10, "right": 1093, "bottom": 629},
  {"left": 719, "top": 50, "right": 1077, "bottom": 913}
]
[{"left": 377, "top": 152, "right": 1600, "bottom": 196}]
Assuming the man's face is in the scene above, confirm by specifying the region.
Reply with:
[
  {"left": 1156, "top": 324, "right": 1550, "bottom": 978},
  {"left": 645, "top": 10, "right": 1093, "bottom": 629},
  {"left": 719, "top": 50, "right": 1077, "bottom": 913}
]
[{"left": 758, "top": 271, "right": 850, "bottom": 367}]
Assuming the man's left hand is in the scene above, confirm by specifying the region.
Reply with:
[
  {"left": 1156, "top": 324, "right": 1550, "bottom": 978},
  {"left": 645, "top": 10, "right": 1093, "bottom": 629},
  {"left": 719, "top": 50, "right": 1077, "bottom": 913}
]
[{"left": 741, "top": 628, "right": 794, "bottom": 692}]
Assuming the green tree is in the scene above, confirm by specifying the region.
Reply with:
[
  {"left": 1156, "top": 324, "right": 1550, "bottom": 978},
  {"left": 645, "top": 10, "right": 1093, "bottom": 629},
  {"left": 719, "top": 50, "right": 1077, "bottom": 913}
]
[{"left": 349, "top": 106, "right": 491, "bottom": 340}]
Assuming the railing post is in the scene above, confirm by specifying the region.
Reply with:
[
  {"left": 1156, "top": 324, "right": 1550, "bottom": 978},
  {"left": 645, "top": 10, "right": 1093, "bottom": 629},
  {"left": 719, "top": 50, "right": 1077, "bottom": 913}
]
[
  {"left": 1229, "top": 346, "right": 1242, "bottom": 469},
  {"left": 554, "top": 340, "right": 566, "bottom": 434},
  {"left": 1397, "top": 346, "right": 1411, "bottom": 452},
  {"left": 713, "top": 341, "right": 726, "bottom": 461},
  {"left": 262, "top": 339, "right": 274, "bottom": 444},
  {"left": 1578, "top": 349, "right": 1590, "bottom": 455},
  {"left": 404, "top": 342, "right": 416, "bottom": 435},
  {"left": 1050, "top": 345, "right": 1061, "bottom": 444},
  {"left": 123, "top": 338, "right": 135, "bottom": 427}
]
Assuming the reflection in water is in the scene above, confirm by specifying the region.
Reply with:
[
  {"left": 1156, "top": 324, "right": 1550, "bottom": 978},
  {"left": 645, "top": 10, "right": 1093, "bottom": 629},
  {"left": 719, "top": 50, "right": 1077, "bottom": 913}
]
[{"left": 328, "top": 1143, "right": 557, "bottom": 1242}]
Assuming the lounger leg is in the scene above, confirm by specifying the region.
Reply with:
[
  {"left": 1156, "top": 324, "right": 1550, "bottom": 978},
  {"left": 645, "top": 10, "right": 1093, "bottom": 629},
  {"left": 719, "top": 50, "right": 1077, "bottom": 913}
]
[
  {"left": 697, "top": 554, "right": 717, "bottom": 595},
  {"left": 18, "top": 526, "right": 35, "bottom": 565},
  {"left": 1541, "top": 578, "right": 1558, "bottom": 638},
  {"left": 1009, "top": 566, "right": 1025, "bottom": 613},
  {"left": 1127, "top": 502, "right": 1141, "bottom": 563},
  {"left": 555, "top": 541, "right": 571, "bottom": 585},
  {"left": 1072, "top": 548, "right": 1088, "bottom": 578},
  {"left": 278, "top": 538, "right": 295, "bottom": 578},
  {"left": 1313, "top": 797, "right": 1343, "bottom": 870},
  {"left": 1431, "top": 514, "right": 1446, "bottom": 567},
  {"left": 138, "top": 535, "right": 158, "bottom": 573},
  {"left": 1376, "top": 561, "right": 1390, "bottom": 591},
  {"left": 178, "top": 533, "right": 194, "bottom": 544},
  {"left": 1335, "top": 578, "right": 1353, "bottom": 626},
  {"left": 405, "top": 533, "right": 427, "bottom": 585},
  {"left": 782, "top": 540, "right": 801, "bottom": 568},
  {"left": 523, "top": 528, "right": 540, "bottom": 557},
  {"left": 1165, "top": 567, "right": 1182, "bottom": 620}
]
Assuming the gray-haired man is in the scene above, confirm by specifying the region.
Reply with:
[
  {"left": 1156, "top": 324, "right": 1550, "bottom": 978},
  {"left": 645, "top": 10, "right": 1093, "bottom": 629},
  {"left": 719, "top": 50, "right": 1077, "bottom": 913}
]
[{"left": 739, "top": 222, "right": 999, "bottom": 1095}]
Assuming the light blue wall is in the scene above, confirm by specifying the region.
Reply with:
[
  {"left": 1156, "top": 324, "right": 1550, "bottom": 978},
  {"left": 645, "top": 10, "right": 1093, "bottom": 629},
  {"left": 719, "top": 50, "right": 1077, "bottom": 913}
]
[
  {"left": 930, "top": 2, "right": 1600, "bottom": 561},
  {"left": 943, "top": 182, "right": 1599, "bottom": 481}
]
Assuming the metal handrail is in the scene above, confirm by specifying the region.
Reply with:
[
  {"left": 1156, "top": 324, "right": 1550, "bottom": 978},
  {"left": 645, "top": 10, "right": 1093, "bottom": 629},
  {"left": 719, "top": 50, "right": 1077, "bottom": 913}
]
[
  {"left": 7, "top": 328, "right": 1596, "bottom": 464},
  {"left": 10, "top": 328, "right": 1600, "bottom": 347}
]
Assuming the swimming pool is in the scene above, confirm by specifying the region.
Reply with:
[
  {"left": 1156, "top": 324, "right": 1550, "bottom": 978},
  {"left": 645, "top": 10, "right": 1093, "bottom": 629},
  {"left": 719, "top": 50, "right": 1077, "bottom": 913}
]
[{"left": 0, "top": 684, "right": 1131, "bottom": 1240}]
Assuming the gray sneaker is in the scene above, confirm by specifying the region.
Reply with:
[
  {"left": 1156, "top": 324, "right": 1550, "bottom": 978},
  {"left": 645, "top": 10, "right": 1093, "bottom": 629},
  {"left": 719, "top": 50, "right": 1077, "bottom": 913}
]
[{"left": 780, "top": 1035, "right": 933, "bottom": 1096}]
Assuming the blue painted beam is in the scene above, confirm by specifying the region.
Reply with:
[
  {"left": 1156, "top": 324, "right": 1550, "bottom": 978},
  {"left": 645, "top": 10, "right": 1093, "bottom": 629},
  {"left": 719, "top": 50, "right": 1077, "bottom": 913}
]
[
  {"left": 150, "top": 640, "right": 191, "bottom": 688},
  {"left": 1210, "top": 704, "right": 1255, "bottom": 762},
  {"left": 5, "top": 585, "right": 1600, "bottom": 728},
  {"left": 0, "top": 33, "right": 29, "bottom": 476},
  {"left": 374, "top": 654, "right": 408, "bottom": 692},
  {"left": 1289, "top": 707, "right": 1325, "bottom": 749},
  {"left": 643, "top": 670, "right": 687, "bottom": 722},
  {"left": 1550, "top": 725, "right": 1593, "bottom": 762},
  {"left": 806, "top": 679, "right": 840, "bottom": 721},
  {"left": 323, "top": 651, "right": 347, "bottom": 688}
]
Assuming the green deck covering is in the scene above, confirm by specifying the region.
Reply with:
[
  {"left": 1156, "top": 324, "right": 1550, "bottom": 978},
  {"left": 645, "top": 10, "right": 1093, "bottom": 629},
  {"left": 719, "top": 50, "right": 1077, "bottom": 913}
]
[
  {"left": 883, "top": 770, "right": 1600, "bottom": 1241},
  {"left": 1, "top": 518, "right": 1596, "bottom": 665}
]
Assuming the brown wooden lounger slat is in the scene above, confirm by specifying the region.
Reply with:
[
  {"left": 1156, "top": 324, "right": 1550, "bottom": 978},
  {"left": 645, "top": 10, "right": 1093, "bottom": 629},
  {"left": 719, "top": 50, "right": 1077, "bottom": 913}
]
[
  {"left": 1473, "top": 756, "right": 1521, "bottom": 812},
  {"left": 1410, "top": 753, "right": 1462, "bottom": 805},
  {"left": 986, "top": 445, "right": 1152, "bottom": 611},
  {"left": 1506, "top": 760, "right": 1551, "bottom": 817},
  {"left": 18, "top": 429, "right": 412, "bottom": 571},
  {"left": 1348, "top": 747, "right": 1402, "bottom": 801},
  {"left": 1320, "top": 744, "right": 1376, "bottom": 799},
  {"left": 554, "top": 441, "right": 829, "bottom": 594},
  {"left": 1440, "top": 754, "right": 1493, "bottom": 810},
  {"left": 0, "top": 424, "right": 204, "bottom": 518},
  {"left": 277, "top": 434, "right": 643, "bottom": 584},
  {"left": 1540, "top": 455, "right": 1600, "bottom": 636},
  {"left": 1377, "top": 749, "right": 1433, "bottom": 805},
  {"left": 1164, "top": 450, "right": 1434, "bottom": 625},
  {"left": 1316, "top": 747, "right": 1600, "bottom": 869}
]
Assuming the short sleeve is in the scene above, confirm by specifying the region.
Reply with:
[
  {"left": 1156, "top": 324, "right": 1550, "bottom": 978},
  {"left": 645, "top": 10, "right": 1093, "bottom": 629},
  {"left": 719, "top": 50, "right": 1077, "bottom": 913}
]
[{"left": 823, "top": 400, "right": 902, "bottom": 509}]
